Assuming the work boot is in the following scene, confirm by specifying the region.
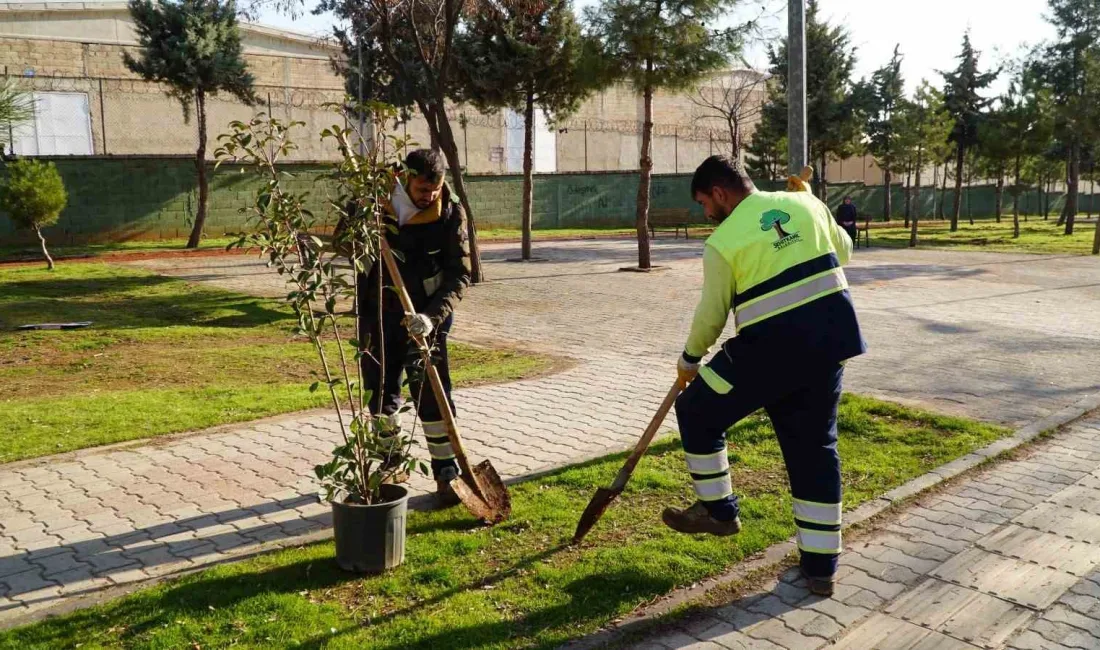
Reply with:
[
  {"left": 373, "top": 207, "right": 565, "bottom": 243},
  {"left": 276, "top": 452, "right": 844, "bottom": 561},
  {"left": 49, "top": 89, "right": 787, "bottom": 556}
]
[
  {"left": 435, "top": 466, "right": 461, "bottom": 508},
  {"left": 661, "top": 501, "right": 741, "bottom": 537},
  {"left": 801, "top": 568, "right": 835, "bottom": 598}
]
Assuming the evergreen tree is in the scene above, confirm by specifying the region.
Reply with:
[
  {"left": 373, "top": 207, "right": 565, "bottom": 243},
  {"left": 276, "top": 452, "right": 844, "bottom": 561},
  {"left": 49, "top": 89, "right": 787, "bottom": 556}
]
[
  {"left": 940, "top": 32, "right": 998, "bottom": 232},
  {"left": 862, "top": 45, "right": 906, "bottom": 220},
  {"left": 457, "top": 0, "right": 601, "bottom": 260},
  {"left": 759, "top": 0, "right": 861, "bottom": 201},
  {"left": 586, "top": 0, "right": 745, "bottom": 269},
  {"left": 125, "top": 0, "right": 256, "bottom": 249}
]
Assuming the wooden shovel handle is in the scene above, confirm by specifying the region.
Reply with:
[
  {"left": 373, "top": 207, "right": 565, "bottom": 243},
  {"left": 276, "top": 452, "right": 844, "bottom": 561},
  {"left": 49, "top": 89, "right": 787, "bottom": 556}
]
[
  {"left": 378, "top": 239, "right": 476, "bottom": 480},
  {"left": 608, "top": 381, "right": 683, "bottom": 492}
]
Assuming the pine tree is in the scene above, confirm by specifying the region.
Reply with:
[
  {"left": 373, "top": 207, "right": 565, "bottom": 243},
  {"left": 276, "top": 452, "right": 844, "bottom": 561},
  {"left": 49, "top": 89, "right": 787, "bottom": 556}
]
[
  {"left": 759, "top": 0, "right": 861, "bottom": 202},
  {"left": 586, "top": 0, "right": 745, "bottom": 269},
  {"left": 1034, "top": 0, "right": 1100, "bottom": 235},
  {"left": 862, "top": 45, "right": 906, "bottom": 220},
  {"left": 125, "top": 0, "right": 256, "bottom": 249},
  {"left": 457, "top": 0, "right": 601, "bottom": 261},
  {"left": 940, "top": 32, "right": 998, "bottom": 232}
]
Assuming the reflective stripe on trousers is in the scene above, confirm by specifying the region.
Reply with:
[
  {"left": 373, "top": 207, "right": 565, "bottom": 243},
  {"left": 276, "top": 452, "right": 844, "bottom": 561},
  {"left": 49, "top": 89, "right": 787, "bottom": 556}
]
[
  {"left": 792, "top": 498, "right": 842, "bottom": 526},
  {"left": 422, "top": 420, "right": 455, "bottom": 460},
  {"left": 796, "top": 527, "right": 842, "bottom": 555},
  {"left": 734, "top": 268, "right": 847, "bottom": 330},
  {"left": 694, "top": 474, "right": 733, "bottom": 502}
]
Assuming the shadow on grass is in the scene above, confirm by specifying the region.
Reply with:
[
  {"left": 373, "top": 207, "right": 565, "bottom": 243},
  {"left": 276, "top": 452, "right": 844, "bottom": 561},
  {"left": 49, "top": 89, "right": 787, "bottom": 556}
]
[
  {"left": 313, "top": 569, "right": 678, "bottom": 650},
  {"left": 0, "top": 274, "right": 291, "bottom": 331}
]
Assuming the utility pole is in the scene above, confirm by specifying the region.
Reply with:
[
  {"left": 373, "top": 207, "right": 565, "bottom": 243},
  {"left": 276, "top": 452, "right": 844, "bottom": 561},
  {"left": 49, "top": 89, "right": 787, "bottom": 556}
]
[{"left": 787, "top": 0, "right": 807, "bottom": 174}]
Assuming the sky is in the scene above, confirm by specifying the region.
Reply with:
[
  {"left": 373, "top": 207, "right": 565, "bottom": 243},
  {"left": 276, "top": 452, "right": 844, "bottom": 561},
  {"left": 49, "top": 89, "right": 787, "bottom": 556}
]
[{"left": 257, "top": 0, "right": 1057, "bottom": 96}]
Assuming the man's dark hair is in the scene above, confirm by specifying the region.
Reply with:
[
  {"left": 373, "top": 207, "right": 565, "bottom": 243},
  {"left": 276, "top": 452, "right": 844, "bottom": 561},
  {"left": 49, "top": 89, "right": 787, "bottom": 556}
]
[
  {"left": 405, "top": 148, "right": 447, "bottom": 184},
  {"left": 690, "top": 155, "right": 754, "bottom": 197}
]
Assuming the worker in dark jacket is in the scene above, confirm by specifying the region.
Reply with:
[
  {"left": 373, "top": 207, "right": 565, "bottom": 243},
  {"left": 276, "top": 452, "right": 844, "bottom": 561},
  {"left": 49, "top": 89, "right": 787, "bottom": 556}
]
[
  {"left": 836, "top": 197, "right": 859, "bottom": 245},
  {"left": 357, "top": 148, "right": 472, "bottom": 507}
]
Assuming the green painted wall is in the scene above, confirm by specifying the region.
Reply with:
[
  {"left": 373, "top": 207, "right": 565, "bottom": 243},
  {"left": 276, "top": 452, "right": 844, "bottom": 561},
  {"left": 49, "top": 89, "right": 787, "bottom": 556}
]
[{"left": 2, "top": 156, "right": 1096, "bottom": 245}]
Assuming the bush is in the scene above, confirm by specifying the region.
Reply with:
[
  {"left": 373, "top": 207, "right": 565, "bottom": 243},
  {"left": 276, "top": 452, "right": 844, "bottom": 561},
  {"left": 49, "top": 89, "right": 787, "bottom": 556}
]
[{"left": 0, "top": 159, "right": 68, "bottom": 269}]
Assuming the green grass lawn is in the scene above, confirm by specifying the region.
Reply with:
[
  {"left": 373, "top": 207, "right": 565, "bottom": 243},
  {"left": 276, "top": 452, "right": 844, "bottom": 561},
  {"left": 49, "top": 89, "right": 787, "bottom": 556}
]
[
  {"left": 0, "top": 237, "right": 240, "bottom": 263},
  {"left": 0, "top": 263, "right": 559, "bottom": 463},
  {"left": 872, "top": 218, "right": 1100, "bottom": 255},
  {"left": 0, "top": 396, "right": 1007, "bottom": 650}
]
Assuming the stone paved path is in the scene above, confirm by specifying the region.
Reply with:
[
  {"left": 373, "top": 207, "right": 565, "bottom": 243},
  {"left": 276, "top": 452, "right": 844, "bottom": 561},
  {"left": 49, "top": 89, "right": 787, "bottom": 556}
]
[
  {"left": 1, "top": 240, "right": 1099, "bottom": 628},
  {"left": 630, "top": 412, "right": 1100, "bottom": 650}
]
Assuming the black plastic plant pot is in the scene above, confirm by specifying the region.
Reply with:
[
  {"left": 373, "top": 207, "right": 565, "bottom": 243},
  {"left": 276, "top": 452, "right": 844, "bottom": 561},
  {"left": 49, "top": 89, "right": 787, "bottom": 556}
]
[{"left": 331, "top": 483, "right": 409, "bottom": 574}]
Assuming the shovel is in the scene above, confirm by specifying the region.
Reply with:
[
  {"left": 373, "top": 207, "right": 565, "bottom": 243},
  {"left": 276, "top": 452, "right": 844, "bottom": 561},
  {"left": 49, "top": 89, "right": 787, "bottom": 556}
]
[
  {"left": 379, "top": 239, "right": 512, "bottom": 524},
  {"left": 573, "top": 380, "right": 683, "bottom": 544}
]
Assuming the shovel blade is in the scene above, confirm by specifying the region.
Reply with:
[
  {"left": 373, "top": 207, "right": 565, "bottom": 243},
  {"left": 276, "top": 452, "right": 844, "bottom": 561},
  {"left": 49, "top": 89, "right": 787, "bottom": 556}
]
[
  {"left": 572, "top": 486, "right": 622, "bottom": 545},
  {"left": 450, "top": 459, "right": 512, "bottom": 524}
]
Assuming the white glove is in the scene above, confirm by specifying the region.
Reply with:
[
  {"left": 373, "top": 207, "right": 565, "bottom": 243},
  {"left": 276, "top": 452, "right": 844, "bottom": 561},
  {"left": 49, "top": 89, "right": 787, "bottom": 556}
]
[
  {"left": 677, "top": 354, "right": 700, "bottom": 389},
  {"left": 405, "top": 313, "right": 434, "bottom": 338}
]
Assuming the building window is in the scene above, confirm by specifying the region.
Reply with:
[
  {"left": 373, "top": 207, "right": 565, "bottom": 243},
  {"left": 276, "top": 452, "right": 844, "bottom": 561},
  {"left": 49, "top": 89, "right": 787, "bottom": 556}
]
[{"left": 12, "top": 92, "right": 94, "bottom": 156}]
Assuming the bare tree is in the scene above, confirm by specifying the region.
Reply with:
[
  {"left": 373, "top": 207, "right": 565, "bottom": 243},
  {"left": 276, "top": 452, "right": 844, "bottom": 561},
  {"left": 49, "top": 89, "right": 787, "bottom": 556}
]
[{"left": 690, "top": 67, "right": 768, "bottom": 159}]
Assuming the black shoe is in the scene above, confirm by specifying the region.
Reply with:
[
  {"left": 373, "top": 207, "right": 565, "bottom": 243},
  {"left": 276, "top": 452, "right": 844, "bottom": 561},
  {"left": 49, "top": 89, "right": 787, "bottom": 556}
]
[
  {"left": 801, "top": 568, "right": 835, "bottom": 597},
  {"left": 435, "top": 467, "right": 461, "bottom": 508},
  {"left": 661, "top": 501, "right": 742, "bottom": 537}
]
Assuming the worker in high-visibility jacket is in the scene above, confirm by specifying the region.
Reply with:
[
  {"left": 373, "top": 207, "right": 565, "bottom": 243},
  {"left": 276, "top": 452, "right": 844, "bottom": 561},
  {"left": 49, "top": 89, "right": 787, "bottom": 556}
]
[{"left": 665, "top": 155, "right": 866, "bottom": 597}]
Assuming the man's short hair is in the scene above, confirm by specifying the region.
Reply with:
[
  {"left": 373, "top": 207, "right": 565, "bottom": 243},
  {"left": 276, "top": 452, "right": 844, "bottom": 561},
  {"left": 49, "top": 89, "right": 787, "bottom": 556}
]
[
  {"left": 405, "top": 149, "right": 447, "bottom": 184},
  {"left": 691, "top": 155, "right": 754, "bottom": 196}
]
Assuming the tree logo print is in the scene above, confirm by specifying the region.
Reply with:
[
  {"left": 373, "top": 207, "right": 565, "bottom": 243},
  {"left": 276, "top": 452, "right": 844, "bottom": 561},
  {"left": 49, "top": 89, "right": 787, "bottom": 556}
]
[{"left": 760, "top": 209, "right": 794, "bottom": 239}]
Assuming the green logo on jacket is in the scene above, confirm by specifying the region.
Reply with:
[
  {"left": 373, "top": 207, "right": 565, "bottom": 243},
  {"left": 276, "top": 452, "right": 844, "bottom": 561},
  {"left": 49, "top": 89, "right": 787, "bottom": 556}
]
[{"left": 760, "top": 209, "right": 802, "bottom": 250}]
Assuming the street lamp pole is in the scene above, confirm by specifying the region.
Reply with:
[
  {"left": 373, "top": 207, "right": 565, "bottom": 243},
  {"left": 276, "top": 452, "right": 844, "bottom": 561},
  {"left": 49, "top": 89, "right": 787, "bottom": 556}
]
[{"left": 787, "top": 0, "right": 807, "bottom": 175}]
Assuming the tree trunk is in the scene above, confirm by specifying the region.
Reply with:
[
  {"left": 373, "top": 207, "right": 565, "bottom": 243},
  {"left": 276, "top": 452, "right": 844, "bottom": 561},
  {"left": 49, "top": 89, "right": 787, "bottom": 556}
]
[
  {"left": 883, "top": 168, "right": 892, "bottom": 222},
  {"left": 1013, "top": 154, "right": 1021, "bottom": 239},
  {"left": 635, "top": 75, "right": 654, "bottom": 270},
  {"left": 1094, "top": 205, "right": 1100, "bottom": 254},
  {"left": 966, "top": 154, "right": 974, "bottom": 225},
  {"left": 951, "top": 145, "right": 963, "bottom": 231},
  {"left": 939, "top": 164, "right": 948, "bottom": 220},
  {"left": 1089, "top": 164, "right": 1095, "bottom": 218},
  {"left": 819, "top": 152, "right": 829, "bottom": 204},
  {"left": 995, "top": 172, "right": 1003, "bottom": 224},
  {"left": 911, "top": 144, "right": 923, "bottom": 248},
  {"left": 521, "top": 87, "right": 535, "bottom": 261},
  {"left": 187, "top": 91, "right": 208, "bottom": 249},
  {"left": 730, "top": 118, "right": 741, "bottom": 161},
  {"left": 417, "top": 100, "right": 441, "bottom": 151},
  {"left": 932, "top": 165, "right": 939, "bottom": 219},
  {"left": 34, "top": 225, "right": 54, "bottom": 270},
  {"left": 429, "top": 103, "right": 484, "bottom": 283},
  {"left": 1066, "top": 140, "right": 1079, "bottom": 235},
  {"left": 906, "top": 167, "right": 913, "bottom": 223}
]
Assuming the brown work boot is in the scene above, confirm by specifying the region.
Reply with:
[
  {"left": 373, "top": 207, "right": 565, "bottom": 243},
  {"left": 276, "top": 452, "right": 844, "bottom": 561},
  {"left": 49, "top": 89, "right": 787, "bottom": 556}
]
[
  {"left": 661, "top": 501, "right": 742, "bottom": 537},
  {"left": 434, "top": 467, "right": 461, "bottom": 508},
  {"left": 801, "top": 568, "right": 835, "bottom": 598}
]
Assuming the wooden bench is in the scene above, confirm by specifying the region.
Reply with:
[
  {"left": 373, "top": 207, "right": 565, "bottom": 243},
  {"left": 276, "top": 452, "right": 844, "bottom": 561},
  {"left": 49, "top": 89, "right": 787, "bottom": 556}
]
[{"left": 649, "top": 208, "right": 698, "bottom": 239}]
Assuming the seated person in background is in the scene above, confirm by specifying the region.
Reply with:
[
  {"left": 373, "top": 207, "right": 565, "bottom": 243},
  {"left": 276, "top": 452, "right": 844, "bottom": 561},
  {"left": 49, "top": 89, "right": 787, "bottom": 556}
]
[{"left": 836, "top": 197, "right": 859, "bottom": 244}]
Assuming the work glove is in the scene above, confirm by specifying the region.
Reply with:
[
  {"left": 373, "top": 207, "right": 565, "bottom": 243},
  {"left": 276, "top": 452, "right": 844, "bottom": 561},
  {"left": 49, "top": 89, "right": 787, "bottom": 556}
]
[
  {"left": 786, "top": 165, "right": 815, "bottom": 193},
  {"left": 405, "top": 313, "right": 434, "bottom": 338},
  {"left": 677, "top": 354, "right": 700, "bottom": 389}
]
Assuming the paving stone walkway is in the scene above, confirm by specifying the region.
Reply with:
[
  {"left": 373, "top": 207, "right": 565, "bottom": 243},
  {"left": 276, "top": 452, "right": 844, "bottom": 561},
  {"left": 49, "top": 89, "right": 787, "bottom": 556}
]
[
  {"left": 630, "top": 412, "right": 1100, "bottom": 650},
  {"left": 1, "top": 240, "right": 1099, "bottom": 628}
]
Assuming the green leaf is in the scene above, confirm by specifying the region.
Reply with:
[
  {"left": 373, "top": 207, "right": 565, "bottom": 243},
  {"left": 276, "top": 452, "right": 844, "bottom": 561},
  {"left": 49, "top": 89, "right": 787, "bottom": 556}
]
[{"left": 309, "top": 382, "right": 320, "bottom": 393}]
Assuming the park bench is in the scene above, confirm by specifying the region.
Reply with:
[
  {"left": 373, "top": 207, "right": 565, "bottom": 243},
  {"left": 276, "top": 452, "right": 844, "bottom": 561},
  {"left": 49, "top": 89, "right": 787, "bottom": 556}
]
[{"left": 649, "top": 208, "right": 699, "bottom": 239}]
